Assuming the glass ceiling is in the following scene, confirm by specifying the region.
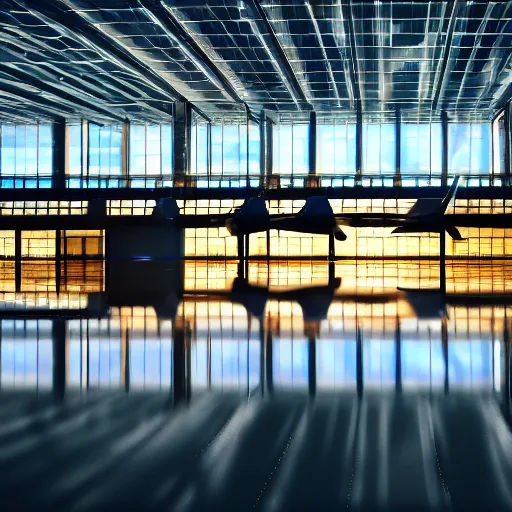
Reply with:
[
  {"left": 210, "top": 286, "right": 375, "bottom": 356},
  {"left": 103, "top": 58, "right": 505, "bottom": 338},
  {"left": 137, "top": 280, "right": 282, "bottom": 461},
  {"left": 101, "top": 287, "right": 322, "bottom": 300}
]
[{"left": 0, "top": 0, "right": 511, "bottom": 123}]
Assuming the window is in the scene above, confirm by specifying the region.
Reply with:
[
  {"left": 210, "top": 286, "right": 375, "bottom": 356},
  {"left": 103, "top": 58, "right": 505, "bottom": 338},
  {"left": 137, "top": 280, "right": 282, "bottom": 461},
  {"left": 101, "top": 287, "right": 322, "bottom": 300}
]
[
  {"left": 67, "top": 123, "right": 83, "bottom": 176},
  {"left": 129, "top": 123, "right": 172, "bottom": 176},
  {"left": 190, "top": 120, "right": 208, "bottom": 175},
  {"left": 362, "top": 122, "right": 396, "bottom": 174},
  {"left": 273, "top": 123, "right": 309, "bottom": 175},
  {"left": 210, "top": 123, "right": 249, "bottom": 177},
  {"left": 448, "top": 123, "right": 491, "bottom": 175},
  {"left": 0, "top": 123, "right": 52, "bottom": 177},
  {"left": 88, "top": 123, "right": 122, "bottom": 176},
  {"left": 401, "top": 123, "right": 442, "bottom": 175},
  {"left": 317, "top": 122, "right": 356, "bottom": 175}
]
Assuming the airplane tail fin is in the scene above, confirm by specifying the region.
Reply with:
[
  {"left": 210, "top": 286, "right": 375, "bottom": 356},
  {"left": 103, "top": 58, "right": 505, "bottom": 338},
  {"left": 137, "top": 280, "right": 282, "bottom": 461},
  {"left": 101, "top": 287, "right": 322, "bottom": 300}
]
[{"left": 406, "top": 176, "right": 461, "bottom": 219}]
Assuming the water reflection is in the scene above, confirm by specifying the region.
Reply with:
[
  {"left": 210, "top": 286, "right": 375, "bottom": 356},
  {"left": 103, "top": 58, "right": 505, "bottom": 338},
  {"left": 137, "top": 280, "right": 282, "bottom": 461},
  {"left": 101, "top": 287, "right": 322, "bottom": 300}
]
[
  {"left": 0, "top": 260, "right": 511, "bottom": 510},
  {"left": 0, "top": 260, "right": 509, "bottom": 398}
]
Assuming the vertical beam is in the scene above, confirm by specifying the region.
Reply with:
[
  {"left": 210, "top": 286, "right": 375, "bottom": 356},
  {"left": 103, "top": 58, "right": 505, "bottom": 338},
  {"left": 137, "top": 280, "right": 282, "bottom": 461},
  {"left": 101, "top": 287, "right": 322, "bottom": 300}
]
[
  {"left": 173, "top": 101, "right": 192, "bottom": 184},
  {"left": 441, "top": 110, "right": 448, "bottom": 186},
  {"left": 355, "top": 106, "right": 363, "bottom": 183},
  {"left": 259, "top": 110, "right": 266, "bottom": 181},
  {"left": 55, "top": 230, "right": 61, "bottom": 295},
  {"left": 395, "top": 108, "right": 401, "bottom": 184},
  {"left": 52, "top": 318, "right": 66, "bottom": 401},
  {"left": 15, "top": 229, "right": 21, "bottom": 293},
  {"left": 121, "top": 120, "right": 129, "bottom": 179},
  {"left": 53, "top": 119, "right": 66, "bottom": 190},
  {"left": 505, "top": 104, "right": 511, "bottom": 185},
  {"left": 308, "top": 335, "right": 316, "bottom": 398},
  {"left": 440, "top": 231, "right": 447, "bottom": 298},
  {"left": 309, "top": 111, "right": 317, "bottom": 175},
  {"left": 265, "top": 116, "right": 273, "bottom": 179}
]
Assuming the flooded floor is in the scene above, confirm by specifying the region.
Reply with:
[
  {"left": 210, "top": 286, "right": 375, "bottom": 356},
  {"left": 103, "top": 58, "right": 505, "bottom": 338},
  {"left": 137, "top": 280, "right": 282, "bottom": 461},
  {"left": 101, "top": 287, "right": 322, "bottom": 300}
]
[{"left": 0, "top": 259, "right": 511, "bottom": 511}]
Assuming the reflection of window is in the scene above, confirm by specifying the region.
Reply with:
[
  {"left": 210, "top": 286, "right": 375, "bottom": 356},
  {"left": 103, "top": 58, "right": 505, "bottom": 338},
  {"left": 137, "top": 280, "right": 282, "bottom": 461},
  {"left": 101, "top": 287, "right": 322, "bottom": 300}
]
[
  {"left": 362, "top": 123, "right": 396, "bottom": 174},
  {"left": 448, "top": 123, "right": 490, "bottom": 175},
  {"left": 363, "top": 338, "right": 395, "bottom": 386},
  {"left": 448, "top": 340, "right": 492, "bottom": 387},
  {"left": 129, "top": 123, "right": 172, "bottom": 176},
  {"left": 0, "top": 320, "right": 53, "bottom": 389},
  {"left": 316, "top": 340, "right": 357, "bottom": 388},
  {"left": 401, "top": 123, "right": 442, "bottom": 175},
  {"left": 191, "top": 339, "right": 260, "bottom": 389},
  {"left": 317, "top": 122, "right": 356, "bottom": 174},
  {"left": 0, "top": 123, "right": 52, "bottom": 176},
  {"left": 273, "top": 339, "right": 309, "bottom": 388},
  {"left": 130, "top": 339, "right": 173, "bottom": 389},
  {"left": 88, "top": 124, "right": 122, "bottom": 176},
  {"left": 402, "top": 339, "right": 444, "bottom": 388},
  {"left": 273, "top": 123, "right": 309, "bottom": 175}
]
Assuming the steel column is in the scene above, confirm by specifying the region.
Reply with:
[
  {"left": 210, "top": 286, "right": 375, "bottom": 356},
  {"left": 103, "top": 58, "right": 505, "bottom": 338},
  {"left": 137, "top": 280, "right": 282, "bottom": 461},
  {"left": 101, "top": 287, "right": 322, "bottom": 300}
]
[
  {"left": 441, "top": 110, "right": 448, "bottom": 186},
  {"left": 53, "top": 120, "right": 66, "bottom": 190},
  {"left": 309, "top": 111, "right": 317, "bottom": 175},
  {"left": 173, "top": 101, "right": 192, "bottom": 184}
]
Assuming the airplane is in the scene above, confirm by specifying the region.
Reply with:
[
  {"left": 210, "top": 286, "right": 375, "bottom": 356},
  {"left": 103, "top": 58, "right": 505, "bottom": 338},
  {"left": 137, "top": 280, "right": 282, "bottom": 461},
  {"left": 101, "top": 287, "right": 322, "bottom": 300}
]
[
  {"left": 335, "top": 176, "right": 464, "bottom": 240},
  {"left": 152, "top": 175, "right": 508, "bottom": 262}
]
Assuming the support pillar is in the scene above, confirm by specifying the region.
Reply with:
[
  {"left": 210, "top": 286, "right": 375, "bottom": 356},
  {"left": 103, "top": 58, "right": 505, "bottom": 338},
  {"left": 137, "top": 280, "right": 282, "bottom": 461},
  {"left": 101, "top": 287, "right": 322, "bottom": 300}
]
[
  {"left": 395, "top": 108, "right": 401, "bottom": 185},
  {"left": 173, "top": 101, "right": 192, "bottom": 186},
  {"left": 309, "top": 111, "right": 317, "bottom": 175},
  {"left": 265, "top": 114, "right": 273, "bottom": 181},
  {"left": 53, "top": 119, "right": 66, "bottom": 190},
  {"left": 440, "top": 231, "right": 447, "bottom": 298},
  {"left": 355, "top": 106, "right": 363, "bottom": 185},
  {"left": 15, "top": 230, "right": 21, "bottom": 293},
  {"left": 505, "top": 104, "right": 511, "bottom": 186},
  {"left": 441, "top": 110, "right": 448, "bottom": 187},
  {"left": 328, "top": 232, "right": 335, "bottom": 262},
  {"left": 55, "top": 230, "right": 61, "bottom": 295}
]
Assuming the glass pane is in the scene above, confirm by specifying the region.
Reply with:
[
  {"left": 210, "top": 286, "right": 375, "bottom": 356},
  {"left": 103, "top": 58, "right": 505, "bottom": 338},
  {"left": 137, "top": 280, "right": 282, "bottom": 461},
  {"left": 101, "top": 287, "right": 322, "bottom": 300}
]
[
  {"left": 401, "top": 123, "right": 442, "bottom": 175},
  {"left": 448, "top": 123, "right": 490, "bottom": 175}
]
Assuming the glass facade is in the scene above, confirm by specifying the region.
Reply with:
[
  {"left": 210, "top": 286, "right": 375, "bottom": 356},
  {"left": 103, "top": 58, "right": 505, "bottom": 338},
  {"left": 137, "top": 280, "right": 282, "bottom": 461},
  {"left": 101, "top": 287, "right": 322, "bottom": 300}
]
[
  {"left": 362, "top": 122, "right": 396, "bottom": 174},
  {"left": 129, "top": 123, "right": 172, "bottom": 177},
  {"left": 0, "top": 123, "right": 53, "bottom": 184},
  {"left": 401, "top": 122, "right": 442, "bottom": 175},
  {"left": 317, "top": 122, "right": 356, "bottom": 174},
  {"left": 88, "top": 123, "right": 122, "bottom": 177},
  {"left": 0, "top": 116, "right": 504, "bottom": 188},
  {"left": 448, "top": 123, "right": 491, "bottom": 175},
  {"left": 273, "top": 123, "right": 309, "bottom": 175}
]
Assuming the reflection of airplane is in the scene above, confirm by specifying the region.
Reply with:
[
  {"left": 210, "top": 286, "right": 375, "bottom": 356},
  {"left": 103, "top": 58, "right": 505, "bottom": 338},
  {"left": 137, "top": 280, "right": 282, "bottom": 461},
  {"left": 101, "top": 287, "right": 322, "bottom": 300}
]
[{"left": 230, "top": 276, "right": 341, "bottom": 324}]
